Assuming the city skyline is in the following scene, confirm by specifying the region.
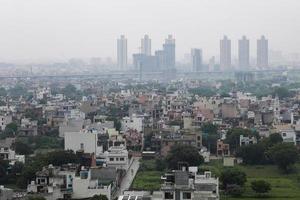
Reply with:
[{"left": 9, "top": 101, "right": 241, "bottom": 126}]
[{"left": 0, "top": 0, "right": 299, "bottom": 63}]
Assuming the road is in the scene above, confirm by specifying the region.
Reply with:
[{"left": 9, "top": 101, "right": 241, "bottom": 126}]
[{"left": 115, "top": 157, "right": 140, "bottom": 198}]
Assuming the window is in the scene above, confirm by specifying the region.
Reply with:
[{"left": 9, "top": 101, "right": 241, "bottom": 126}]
[
  {"left": 282, "top": 133, "right": 287, "bottom": 137},
  {"left": 116, "top": 157, "right": 119, "bottom": 161},
  {"left": 109, "top": 158, "right": 114, "bottom": 161},
  {"left": 120, "top": 157, "right": 125, "bottom": 161},
  {"left": 80, "top": 143, "right": 84, "bottom": 150},
  {"left": 164, "top": 192, "right": 174, "bottom": 199},
  {"left": 183, "top": 192, "right": 191, "bottom": 199}
]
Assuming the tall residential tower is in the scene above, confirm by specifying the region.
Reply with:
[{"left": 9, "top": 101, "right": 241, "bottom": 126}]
[
  {"left": 163, "top": 35, "right": 176, "bottom": 69},
  {"left": 117, "top": 35, "right": 127, "bottom": 70},
  {"left": 238, "top": 36, "right": 250, "bottom": 69},
  {"left": 220, "top": 35, "right": 231, "bottom": 70},
  {"left": 141, "top": 34, "right": 151, "bottom": 56},
  {"left": 257, "top": 35, "right": 268, "bottom": 68},
  {"left": 191, "top": 48, "right": 203, "bottom": 72}
]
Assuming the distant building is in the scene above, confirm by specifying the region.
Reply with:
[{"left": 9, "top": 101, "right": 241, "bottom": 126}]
[
  {"left": 191, "top": 48, "right": 203, "bottom": 72},
  {"left": 0, "top": 114, "right": 12, "bottom": 131},
  {"left": 117, "top": 35, "right": 127, "bottom": 70},
  {"left": 163, "top": 35, "right": 176, "bottom": 69},
  {"left": 217, "top": 140, "right": 230, "bottom": 157},
  {"left": 209, "top": 56, "right": 215, "bottom": 71},
  {"left": 235, "top": 72, "right": 255, "bottom": 83},
  {"left": 155, "top": 50, "right": 166, "bottom": 70},
  {"left": 141, "top": 34, "right": 151, "bottom": 56},
  {"left": 238, "top": 36, "right": 250, "bottom": 69},
  {"left": 220, "top": 35, "right": 231, "bottom": 70},
  {"left": 133, "top": 53, "right": 157, "bottom": 72},
  {"left": 257, "top": 35, "right": 268, "bottom": 68},
  {"left": 239, "top": 135, "right": 257, "bottom": 146}
]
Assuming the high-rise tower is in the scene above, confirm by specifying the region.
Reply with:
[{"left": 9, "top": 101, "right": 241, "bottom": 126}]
[
  {"left": 117, "top": 35, "right": 127, "bottom": 70},
  {"left": 220, "top": 35, "right": 231, "bottom": 70}
]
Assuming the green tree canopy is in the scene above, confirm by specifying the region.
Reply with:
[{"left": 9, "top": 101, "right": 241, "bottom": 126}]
[
  {"left": 220, "top": 167, "right": 247, "bottom": 190},
  {"left": 14, "top": 141, "right": 33, "bottom": 155},
  {"left": 44, "top": 150, "right": 79, "bottom": 166},
  {"left": 6, "top": 122, "right": 18, "bottom": 132},
  {"left": 236, "top": 143, "right": 267, "bottom": 165},
  {"left": 251, "top": 180, "right": 271, "bottom": 194},
  {"left": 225, "top": 128, "right": 258, "bottom": 152},
  {"left": 272, "top": 87, "right": 292, "bottom": 99},
  {"left": 268, "top": 143, "right": 298, "bottom": 172},
  {"left": 166, "top": 144, "right": 204, "bottom": 169}
]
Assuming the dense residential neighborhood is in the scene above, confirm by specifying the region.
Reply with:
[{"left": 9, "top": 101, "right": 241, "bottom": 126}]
[{"left": 0, "top": 71, "right": 300, "bottom": 200}]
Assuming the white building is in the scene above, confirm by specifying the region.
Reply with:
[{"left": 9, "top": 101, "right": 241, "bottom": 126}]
[
  {"left": 27, "top": 164, "right": 77, "bottom": 200},
  {"left": 279, "top": 129, "right": 296, "bottom": 145},
  {"left": 36, "top": 87, "right": 51, "bottom": 100},
  {"left": 159, "top": 168, "right": 219, "bottom": 200},
  {"left": 72, "top": 167, "right": 117, "bottom": 200},
  {"left": 121, "top": 114, "right": 143, "bottom": 133},
  {"left": 101, "top": 146, "right": 129, "bottom": 170},
  {"left": 117, "top": 35, "right": 127, "bottom": 70},
  {"left": 0, "top": 114, "right": 12, "bottom": 131},
  {"left": 239, "top": 135, "right": 257, "bottom": 146},
  {"left": 64, "top": 129, "right": 103, "bottom": 156},
  {"left": 0, "top": 147, "right": 25, "bottom": 165}
]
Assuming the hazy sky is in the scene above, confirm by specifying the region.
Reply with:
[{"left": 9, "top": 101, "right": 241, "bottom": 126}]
[{"left": 0, "top": 0, "right": 299, "bottom": 63}]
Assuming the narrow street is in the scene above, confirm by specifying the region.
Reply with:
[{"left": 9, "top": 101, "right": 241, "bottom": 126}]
[{"left": 114, "top": 157, "right": 140, "bottom": 198}]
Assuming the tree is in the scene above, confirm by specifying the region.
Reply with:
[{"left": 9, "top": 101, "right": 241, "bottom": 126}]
[
  {"left": 268, "top": 143, "right": 298, "bottom": 172},
  {"left": 62, "top": 84, "right": 78, "bottom": 99},
  {"left": 188, "top": 88, "right": 216, "bottom": 97},
  {"left": 226, "top": 184, "right": 244, "bottom": 197},
  {"left": 44, "top": 150, "right": 79, "bottom": 166},
  {"left": 89, "top": 194, "right": 108, "bottom": 200},
  {"left": 201, "top": 123, "right": 218, "bottom": 134},
  {"left": 0, "top": 87, "right": 7, "bottom": 96},
  {"left": 166, "top": 145, "right": 204, "bottom": 169},
  {"left": 14, "top": 141, "right": 33, "bottom": 155},
  {"left": 220, "top": 167, "right": 247, "bottom": 190},
  {"left": 9, "top": 85, "right": 28, "bottom": 98},
  {"left": 251, "top": 180, "right": 271, "bottom": 194},
  {"left": 236, "top": 144, "right": 267, "bottom": 165},
  {"left": 201, "top": 123, "right": 219, "bottom": 154},
  {"left": 0, "top": 159, "right": 9, "bottom": 184},
  {"left": 268, "top": 133, "right": 283, "bottom": 146},
  {"left": 272, "top": 87, "right": 292, "bottom": 99},
  {"left": 6, "top": 122, "right": 18, "bottom": 133},
  {"left": 225, "top": 128, "right": 257, "bottom": 152}
]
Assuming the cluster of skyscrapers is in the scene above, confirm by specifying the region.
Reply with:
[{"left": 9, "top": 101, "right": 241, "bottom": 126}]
[
  {"left": 117, "top": 34, "right": 269, "bottom": 72},
  {"left": 220, "top": 35, "right": 269, "bottom": 70},
  {"left": 117, "top": 34, "right": 176, "bottom": 72}
]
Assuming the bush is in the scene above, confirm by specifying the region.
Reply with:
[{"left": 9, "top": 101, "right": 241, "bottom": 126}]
[
  {"left": 251, "top": 180, "right": 271, "bottom": 194},
  {"left": 220, "top": 167, "right": 247, "bottom": 190}
]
